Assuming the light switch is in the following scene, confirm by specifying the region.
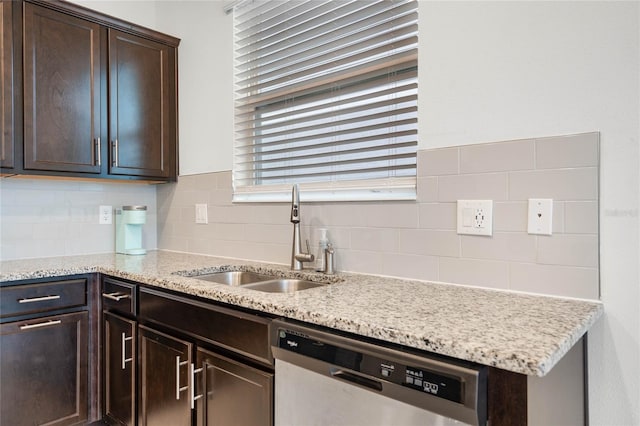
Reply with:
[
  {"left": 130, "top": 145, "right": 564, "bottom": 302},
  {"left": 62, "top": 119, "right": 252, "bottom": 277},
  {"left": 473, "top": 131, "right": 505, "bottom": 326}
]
[
  {"left": 528, "top": 199, "right": 553, "bottom": 235},
  {"left": 195, "top": 204, "right": 208, "bottom": 224}
]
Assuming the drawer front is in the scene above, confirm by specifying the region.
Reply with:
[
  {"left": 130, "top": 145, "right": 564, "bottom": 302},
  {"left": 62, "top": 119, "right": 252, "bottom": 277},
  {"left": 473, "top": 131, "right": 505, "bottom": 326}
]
[
  {"left": 139, "top": 288, "right": 272, "bottom": 366},
  {"left": 0, "top": 279, "right": 87, "bottom": 318},
  {"left": 102, "top": 278, "right": 136, "bottom": 316}
]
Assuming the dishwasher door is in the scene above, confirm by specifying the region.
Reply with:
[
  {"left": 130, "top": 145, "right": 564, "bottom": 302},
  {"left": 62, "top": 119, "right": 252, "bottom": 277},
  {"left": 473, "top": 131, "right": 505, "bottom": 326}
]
[{"left": 271, "top": 320, "right": 487, "bottom": 426}]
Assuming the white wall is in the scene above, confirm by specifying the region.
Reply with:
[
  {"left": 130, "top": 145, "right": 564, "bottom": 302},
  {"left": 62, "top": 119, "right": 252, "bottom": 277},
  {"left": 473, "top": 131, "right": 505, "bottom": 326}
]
[
  {"left": 152, "top": 2, "right": 639, "bottom": 424},
  {"left": 155, "top": 1, "right": 235, "bottom": 175},
  {"left": 70, "top": 0, "right": 158, "bottom": 29},
  {"left": 33, "top": 1, "right": 640, "bottom": 424},
  {"left": 417, "top": 3, "right": 639, "bottom": 425}
]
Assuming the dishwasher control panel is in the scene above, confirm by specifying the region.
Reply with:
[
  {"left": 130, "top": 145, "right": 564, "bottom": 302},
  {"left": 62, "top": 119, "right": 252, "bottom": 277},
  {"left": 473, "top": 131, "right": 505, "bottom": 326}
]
[
  {"left": 404, "top": 366, "right": 462, "bottom": 403},
  {"left": 277, "top": 328, "right": 464, "bottom": 404}
]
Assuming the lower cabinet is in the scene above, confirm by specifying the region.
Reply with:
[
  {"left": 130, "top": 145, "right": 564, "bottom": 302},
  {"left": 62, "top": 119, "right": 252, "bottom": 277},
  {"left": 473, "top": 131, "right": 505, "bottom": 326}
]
[
  {"left": 196, "top": 348, "right": 273, "bottom": 426},
  {"left": 138, "top": 324, "right": 193, "bottom": 426},
  {"left": 101, "top": 277, "right": 274, "bottom": 426},
  {"left": 104, "top": 311, "right": 136, "bottom": 426},
  {"left": 0, "top": 311, "right": 88, "bottom": 426}
]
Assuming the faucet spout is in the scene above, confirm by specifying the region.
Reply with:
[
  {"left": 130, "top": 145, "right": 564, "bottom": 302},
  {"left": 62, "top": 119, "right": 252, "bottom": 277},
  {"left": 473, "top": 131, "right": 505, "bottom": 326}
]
[{"left": 290, "top": 184, "right": 314, "bottom": 270}]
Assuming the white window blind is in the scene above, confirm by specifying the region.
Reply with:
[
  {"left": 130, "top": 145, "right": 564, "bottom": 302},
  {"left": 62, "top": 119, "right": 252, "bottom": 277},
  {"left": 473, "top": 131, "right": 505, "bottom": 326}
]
[{"left": 233, "top": 0, "right": 418, "bottom": 202}]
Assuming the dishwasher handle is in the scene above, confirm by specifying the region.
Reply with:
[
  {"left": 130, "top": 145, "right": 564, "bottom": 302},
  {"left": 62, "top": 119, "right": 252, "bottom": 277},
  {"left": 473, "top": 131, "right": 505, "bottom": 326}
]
[{"left": 331, "top": 368, "right": 383, "bottom": 392}]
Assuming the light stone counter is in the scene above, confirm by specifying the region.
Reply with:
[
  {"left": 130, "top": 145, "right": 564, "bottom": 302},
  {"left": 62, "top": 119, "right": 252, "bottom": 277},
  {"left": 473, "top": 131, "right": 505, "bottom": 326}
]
[{"left": 0, "top": 250, "right": 603, "bottom": 377}]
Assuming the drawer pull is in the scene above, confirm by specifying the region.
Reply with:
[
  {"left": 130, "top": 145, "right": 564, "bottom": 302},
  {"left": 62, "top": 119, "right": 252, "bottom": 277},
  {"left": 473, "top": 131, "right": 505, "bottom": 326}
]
[
  {"left": 19, "top": 319, "right": 62, "bottom": 330},
  {"left": 121, "top": 333, "right": 134, "bottom": 370},
  {"left": 102, "top": 292, "right": 130, "bottom": 302},
  {"left": 18, "top": 295, "right": 61, "bottom": 304},
  {"left": 176, "top": 356, "right": 189, "bottom": 400},
  {"left": 190, "top": 363, "right": 204, "bottom": 409}
]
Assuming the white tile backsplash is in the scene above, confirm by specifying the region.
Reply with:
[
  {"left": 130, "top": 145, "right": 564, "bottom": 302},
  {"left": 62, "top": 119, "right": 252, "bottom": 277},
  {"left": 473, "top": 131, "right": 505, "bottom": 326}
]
[
  {"left": 1, "top": 133, "right": 599, "bottom": 300},
  {"left": 460, "top": 138, "right": 536, "bottom": 173},
  {"left": 154, "top": 133, "right": 599, "bottom": 300},
  {"left": 0, "top": 178, "right": 157, "bottom": 260},
  {"left": 165, "top": 133, "right": 599, "bottom": 298},
  {"left": 509, "top": 168, "right": 598, "bottom": 200},
  {"left": 437, "top": 172, "right": 509, "bottom": 201}
]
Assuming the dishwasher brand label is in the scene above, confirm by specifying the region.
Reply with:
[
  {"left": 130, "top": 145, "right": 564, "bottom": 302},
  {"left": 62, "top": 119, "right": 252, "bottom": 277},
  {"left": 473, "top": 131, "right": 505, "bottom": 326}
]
[{"left": 404, "top": 367, "right": 463, "bottom": 403}]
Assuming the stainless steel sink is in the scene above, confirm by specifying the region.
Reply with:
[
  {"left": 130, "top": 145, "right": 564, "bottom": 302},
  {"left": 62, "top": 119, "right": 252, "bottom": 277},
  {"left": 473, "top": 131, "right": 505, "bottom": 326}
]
[
  {"left": 190, "top": 271, "right": 329, "bottom": 293},
  {"left": 193, "top": 271, "right": 276, "bottom": 286},
  {"left": 243, "top": 279, "right": 327, "bottom": 293}
]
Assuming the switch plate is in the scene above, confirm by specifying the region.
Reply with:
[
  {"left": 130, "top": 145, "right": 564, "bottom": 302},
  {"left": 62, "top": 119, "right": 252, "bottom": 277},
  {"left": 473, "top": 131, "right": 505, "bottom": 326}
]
[
  {"left": 99, "top": 205, "right": 112, "bottom": 225},
  {"left": 457, "top": 200, "right": 493, "bottom": 236},
  {"left": 528, "top": 198, "right": 553, "bottom": 235},
  {"left": 195, "top": 204, "right": 208, "bottom": 224}
]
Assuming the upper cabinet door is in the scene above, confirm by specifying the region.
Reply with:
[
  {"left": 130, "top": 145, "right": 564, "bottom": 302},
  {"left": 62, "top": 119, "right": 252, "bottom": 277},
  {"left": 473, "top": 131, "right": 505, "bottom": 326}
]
[
  {"left": 1, "top": 0, "right": 14, "bottom": 169},
  {"left": 109, "top": 29, "right": 176, "bottom": 179},
  {"left": 23, "top": 3, "right": 102, "bottom": 173}
]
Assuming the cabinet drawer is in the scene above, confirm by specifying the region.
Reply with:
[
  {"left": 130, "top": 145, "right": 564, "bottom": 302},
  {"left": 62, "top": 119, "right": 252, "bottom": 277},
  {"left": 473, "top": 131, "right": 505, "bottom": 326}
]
[
  {"left": 139, "top": 288, "right": 273, "bottom": 366},
  {"left": 102, "top": 277, "right": 137, "bottom": 315},
  {"left": 0, "top": 279, "right": 87, "bottom": 318}
]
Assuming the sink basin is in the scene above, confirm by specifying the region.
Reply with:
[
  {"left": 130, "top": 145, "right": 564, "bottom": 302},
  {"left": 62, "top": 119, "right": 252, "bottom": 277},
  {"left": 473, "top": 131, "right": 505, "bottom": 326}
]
[
  {"left": 193, "top": 271, "right": 276, "bottom": 286},
  {"left": 188, "top": 270, "right": 330, "bottom": 293},
  {"left": 243, "top": 279, "right": 327, "bottom": 293}
]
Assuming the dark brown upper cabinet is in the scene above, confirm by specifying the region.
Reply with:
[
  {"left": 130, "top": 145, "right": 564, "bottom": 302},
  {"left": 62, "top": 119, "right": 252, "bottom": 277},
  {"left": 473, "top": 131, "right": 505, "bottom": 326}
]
[
  {"left": 1, "top": 0, "right": 179, "bottom": 181},
  {"left": 109, "top": 30, "right": 175, "bottom": 178},
  {"left": 1, "top": 0, "right": 14, "bottom": 169},
  {"left": 23, "top": 2, "right": 102, "bottom": 173}
]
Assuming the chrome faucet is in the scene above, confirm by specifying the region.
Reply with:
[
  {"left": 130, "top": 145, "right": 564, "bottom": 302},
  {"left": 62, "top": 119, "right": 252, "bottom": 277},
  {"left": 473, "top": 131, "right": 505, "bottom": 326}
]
[{"left": 290, "top": 184, "right": 314, "bottom": 270}]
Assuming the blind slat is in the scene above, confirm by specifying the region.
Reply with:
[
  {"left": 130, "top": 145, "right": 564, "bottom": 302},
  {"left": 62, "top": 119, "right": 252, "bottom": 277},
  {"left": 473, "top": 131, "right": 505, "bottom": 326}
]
[
  {"left": 236, "top": 130, "right": 417, "bottom": 157},
  {"left": 235, "top": 66, "right": 417, "bottom": 116}
]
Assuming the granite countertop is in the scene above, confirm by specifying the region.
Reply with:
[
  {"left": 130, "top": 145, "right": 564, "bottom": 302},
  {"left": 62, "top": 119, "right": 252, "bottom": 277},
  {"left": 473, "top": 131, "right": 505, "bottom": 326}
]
[{"left": 0, "top": 250, "right": 603, "bottom": 377}]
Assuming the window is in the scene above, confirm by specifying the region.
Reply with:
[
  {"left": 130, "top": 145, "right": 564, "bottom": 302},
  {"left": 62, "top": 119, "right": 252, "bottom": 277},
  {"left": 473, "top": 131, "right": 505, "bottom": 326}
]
[{"left": 232, "top": 0, "right": 418, "bottom": 202}]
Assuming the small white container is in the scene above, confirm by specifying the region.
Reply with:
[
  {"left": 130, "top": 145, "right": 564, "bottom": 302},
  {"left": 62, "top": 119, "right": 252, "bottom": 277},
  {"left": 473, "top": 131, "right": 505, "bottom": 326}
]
[{"left": 314, "top": 228, "right": 329, "bottom": 272}]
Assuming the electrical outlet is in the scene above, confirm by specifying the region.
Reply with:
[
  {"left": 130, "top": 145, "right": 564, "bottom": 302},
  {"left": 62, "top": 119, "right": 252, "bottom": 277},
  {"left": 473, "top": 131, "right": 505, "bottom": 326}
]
[
  {"left": 195, "top": 204, "right": 208, "bottom": 224},
  {"left": 457, "top": 200, "right": 493, "bottom": 236},
  {"left": 528, "top": 199, "right": 553, "bottom": 235},
  {"left": 99, "top": 205, "right": 112, "bottom": 225}
]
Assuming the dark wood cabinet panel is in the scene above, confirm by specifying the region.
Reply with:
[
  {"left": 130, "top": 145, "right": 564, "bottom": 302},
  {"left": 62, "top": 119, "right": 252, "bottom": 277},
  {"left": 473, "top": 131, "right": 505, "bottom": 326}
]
[
  {"left": 196, "top": 348, "right": 273, "bottom": 426},
  {"left": 23, "top": 2, "right": 102, "bottom": 173},
  {"left": 109, "top": 29, "right": 176, "bottom": 179},
  {"left": 1, "top": 0, "right": 14, "bottom": 168},
  {"left": 5, "top": 0, "right": 179, "bottom": 181},
  {"left": 104, "top": 311, "right": 136, "bottom": 426},
  {"left": 0, "top": 277, "right": 87, "bottom": 318},
  {"left": 138, "top": 324, "right": 192, "bottom": 426},
  {"left": 0, "top": 310, "right": 88, "bottom": 426}
]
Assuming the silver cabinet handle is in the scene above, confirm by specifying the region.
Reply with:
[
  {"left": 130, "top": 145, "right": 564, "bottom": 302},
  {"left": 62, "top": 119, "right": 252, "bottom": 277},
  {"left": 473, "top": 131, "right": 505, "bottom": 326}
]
[
  {"left": 95, "top": 137, "right": 102, "bottom": 166},
  {"left": 190, "top": 363, "right": 204, "bottom": 409},
  {"left": 102, "top": 292, "right": 130, "bottom": 302},
  {"left": 121, "top": 332, "right": 133, "bottom": 370},
  {"left": 176, "top": 356, "right": 189, "bottom": 400},
  {"left": 18, "top": 295, "right": 60, "bottom": 304},
  {"left": 20, "top": 319, "right": 62, "bottom": 330},
  {"left": 112, "top": 139, "right": 119, "bottom": 167}
]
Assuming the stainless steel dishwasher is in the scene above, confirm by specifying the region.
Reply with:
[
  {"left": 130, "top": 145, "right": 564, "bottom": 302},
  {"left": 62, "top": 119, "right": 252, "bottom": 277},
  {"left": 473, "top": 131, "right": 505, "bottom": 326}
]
[{"left": 271, "top": 319, "right": 487, "bottom": 426}]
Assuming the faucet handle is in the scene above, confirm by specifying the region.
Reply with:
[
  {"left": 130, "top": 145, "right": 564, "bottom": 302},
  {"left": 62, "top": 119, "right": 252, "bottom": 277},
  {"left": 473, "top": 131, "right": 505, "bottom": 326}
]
[{"left": 305, "top": 239, "right": 311, "bottom": 254}]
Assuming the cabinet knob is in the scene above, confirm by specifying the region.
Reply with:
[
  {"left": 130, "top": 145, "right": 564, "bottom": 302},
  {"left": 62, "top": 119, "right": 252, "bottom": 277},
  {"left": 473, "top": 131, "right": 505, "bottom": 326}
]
[
  {"left": 112, "top": 139, "right": 119, "bottom": 167},
  {"left": 176, "top": 356, "right": 189, "bottom": 400},
  {"left": 95, "top": 137, "right": 101, "bottom": 166},
  {"left": 19, "top": 319, "right": 62, "bottom": 330},
  {"left": 18, "top": 294, "right": 61, "bottom": 304},
  {"left": 121, "top": 332, "right": 133, "bottom": 370},
  {"left": 191, "top": 363, "right": 204, "bottom": 409}
]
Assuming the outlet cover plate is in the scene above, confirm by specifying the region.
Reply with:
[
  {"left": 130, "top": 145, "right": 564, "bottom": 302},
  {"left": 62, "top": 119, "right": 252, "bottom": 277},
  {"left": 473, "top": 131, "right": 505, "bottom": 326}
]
[
  {"left": 528, "top": 198, "right": 553, "bottom": 235},
  {"left": 195, "top": 204, "right": 208, "bottom": 224},
  {"left": 457, "top": 200, "right": 493, "bottom": 236},
  {"left": 99, "top": 205, "right": 112, "bottom": 225}
]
